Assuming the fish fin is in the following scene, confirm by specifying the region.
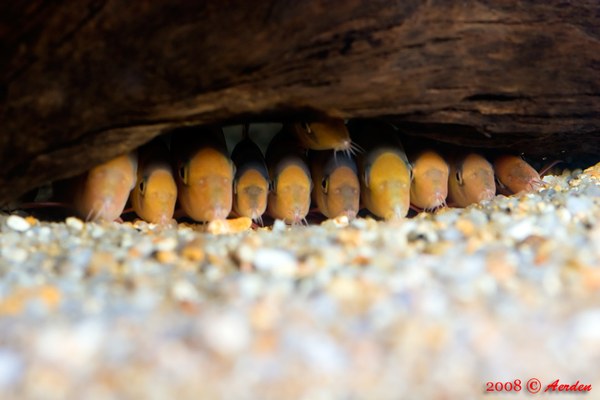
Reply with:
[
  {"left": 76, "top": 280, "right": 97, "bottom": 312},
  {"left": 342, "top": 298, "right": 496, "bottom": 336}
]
[
  {"left": 178, "top": 160, "right": 190, "bottom": 185},
  {"left": 455, "top": 168, "right": 464, "bottom": 186},
  {"left": 242, "top": 124, "right": 250, "bottom": 139},
  {"left": 321, "top": 175, "right": 329, "bottom": 194},
  {"left": 363, "top": 164, "right": 371, "bottom": 188}
]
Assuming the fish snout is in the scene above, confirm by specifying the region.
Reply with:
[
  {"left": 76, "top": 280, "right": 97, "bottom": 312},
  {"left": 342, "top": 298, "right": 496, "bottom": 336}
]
[
  {"left": 209, "top": 204, "right": 229, "bottom": 221},
  {"left": 338, "top": 185, "right": 359, "bottom": 218},
  {"left": 385, "top": 204, "right": 407, "bottom": 221},
  {"left": 291, "top": 207, "right": 305, "bottom": 225},
  {"left": 478, "top": 188, "right": 496, "bottom": 202}
]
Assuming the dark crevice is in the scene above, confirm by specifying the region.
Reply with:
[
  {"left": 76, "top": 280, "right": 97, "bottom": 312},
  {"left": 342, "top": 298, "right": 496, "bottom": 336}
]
[{"left": 463, "top": 93, "right": 530, "bottom": 102}]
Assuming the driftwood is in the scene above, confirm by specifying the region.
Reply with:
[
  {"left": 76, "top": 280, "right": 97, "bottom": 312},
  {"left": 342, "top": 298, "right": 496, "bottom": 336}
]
[{"left": 1, "top": 0, "right": 599, "bottom": 203}]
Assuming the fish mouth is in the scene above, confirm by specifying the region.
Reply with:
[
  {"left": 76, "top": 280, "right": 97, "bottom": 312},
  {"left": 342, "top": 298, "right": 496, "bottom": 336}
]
[
  {"left": 477, "top": 188, "right": 496, "bottom": 202},
  {"left": 289, "top": 207, "right": 307, "bottom": 226},
  {"left": 385, "top": 204, "right": 407, "bottom": 221},
  {"left": 339, "top": 208, "right": 358, "bottom": 220},
  {"left": 208, "top": 205, "right": 229, "bottom": 221},
  {"left": 424, "top": 191, "right": 447, "bottom": 212},
  {"left": 527, "top": 178, "right": 546, "bottom": 192},
  {"left": 250, "top": 211, "right": 264, "bottom": 227}
]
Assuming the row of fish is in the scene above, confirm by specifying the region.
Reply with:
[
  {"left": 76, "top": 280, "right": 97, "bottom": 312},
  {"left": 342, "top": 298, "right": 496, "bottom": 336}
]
[{"left": 58, "top": 118, "right": 546, "bottom": 224}]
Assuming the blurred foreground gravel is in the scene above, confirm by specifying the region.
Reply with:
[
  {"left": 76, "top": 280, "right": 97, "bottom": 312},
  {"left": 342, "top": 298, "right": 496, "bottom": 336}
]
[{"left": 1, "top": 162, "right": 600, "bottom": 400}]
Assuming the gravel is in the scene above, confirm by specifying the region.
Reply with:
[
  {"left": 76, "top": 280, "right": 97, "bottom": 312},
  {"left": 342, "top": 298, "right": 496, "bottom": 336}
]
[{"left": 0, "top": 162, "right": 599, "bottom": 399}]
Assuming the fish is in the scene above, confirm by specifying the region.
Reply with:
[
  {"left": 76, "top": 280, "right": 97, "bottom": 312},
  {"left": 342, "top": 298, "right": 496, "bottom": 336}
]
[
  {"left": 348, "top": 119, "right": 412, "bottom": 220},
  {"left": 291, "top": 117, "right": 360, "bottom": 155},
  {"left": 130, "top": 138, "right": 177, "bottom": 224},
  {"left": 66, "top": 152, "right": 138, "bottom": 222},
  {"left": 309, "top": 150, "right": 360, "bottom": 219},
  {"left": 171, "top": 126, "right": 234, "bottom": 222},
  {"left": 408, "top": 148, "right": 449, "bottom": 211},
  {"left": 494, "top": 154, "right": 544, "bottom": 194},
  {"left": 447, "top": 152, "right": 496, "bottom": 207},
  {"left": 265, "top": 126, "right": 312, "bottom": 224},
  {"left": 230, "top": 125, "right": 269, "bottom": 224}
]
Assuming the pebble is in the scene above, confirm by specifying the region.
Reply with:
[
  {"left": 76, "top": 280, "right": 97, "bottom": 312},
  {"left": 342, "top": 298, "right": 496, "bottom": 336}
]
[
  {"left": 202, "top": 312, "right": 250, "bottom": 356},
  {"left": 0, "top": 350, "right": 23, "bottom": 389},
  {"left": 253, "top": 248, "right": 297, "bottom": 276},
  {"left": 6, "top": 215, "right": 31, "bottom": 232},
  {"left": 506, "top": 218, "right": 535, "bottom": 241},
  {"left": 171, "top": 280, "right": 200, "bottom": 303},
  {"left": 155, "top": 237, "right": 178, "bottom": 252},
  {"left": 65, "top": 217, "right": 84, "bottom": 231},
  {"left": 2, "top": 247, "right": 28, "bottom": 263}
]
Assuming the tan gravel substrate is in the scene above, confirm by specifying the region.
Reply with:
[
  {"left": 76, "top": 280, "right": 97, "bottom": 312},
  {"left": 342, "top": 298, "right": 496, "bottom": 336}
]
[{"left": 0, "top": 162, "right": 599, "bottom": 400}]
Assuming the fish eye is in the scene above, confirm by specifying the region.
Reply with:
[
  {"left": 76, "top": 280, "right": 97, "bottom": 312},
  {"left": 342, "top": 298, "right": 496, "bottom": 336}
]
[
  {"left": 456, "top": 170, "right": 464, "bottom": 186},
  {"left": 139, "top": 178, "right": 147, "bottom": 194},
  {"left": 321, "top": 176, "right": 329, "bottom": 194}
]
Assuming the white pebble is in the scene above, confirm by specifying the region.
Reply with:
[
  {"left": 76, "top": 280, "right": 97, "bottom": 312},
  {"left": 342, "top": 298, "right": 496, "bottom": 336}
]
[
  {"left": 6, "top": 215, "right": 30, "bottom": 232},
  {"left": 239, "top": 275, "right": 264, "bottom": 299},
  {"left": 171, "top": 280, "right": 200, "bottom": 302},
  {"left": 272, "top": 219, "right": 287, "bottom": 232},
  {"left": 506, "top": 218, "right": 535, "bottom": 241},
  {"left": 65, "top": 217, "right": 84, "bottom": 231},
  {"left": 0, "top": 350, "right": 23, "bottom": 389},
  {"left": 203, "top": 313, "right": 250, "bottom": 356},
  {"left": 566, "top": 196, "right": 593, "bottom": 218},
  {"left": 573, "top": 310, "right": 600, "bottom": 342},
  {"left": 2, "top": 247, "right": 28, "bottom": 263},
  {"left": 253, "top": 248, "right": 297, "bottom": 276},
  {"left": 156, "top": 237, "right": 178, "bottom": 252}
]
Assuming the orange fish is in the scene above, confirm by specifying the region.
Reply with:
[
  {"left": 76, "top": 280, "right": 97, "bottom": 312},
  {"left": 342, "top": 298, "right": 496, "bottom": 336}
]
[
  {"left": 494, "top": 154, "right": 544, "bottom": 194},
  {"left": 291, "top": 117, "right": 360, "bottom": 154},
  {"left": 231, "top": 126, "right": 269, "bottom": 224},
  {"left": 131, "top": 138, "right": 177, "bottom": 224},
  {"left": 65, "top": 152, "right": 138, "bottom": 222},
  {"left": 309, "top": 150, "right": 360, "bottom": 219},
  {"left": 171, "top": 126, "right": 234, "bottom": 222},
  {"left": 265, "top": 127, "right": 312, "bottom": 224},
  {"left": 349, "top": 119, "right": 412, "bottom": 220},
  {"left": 408, "top": 148, "right": 449, "bottom": 211},
  {"left": 447, "top": 152, "right": 496, "bottom": 207}
]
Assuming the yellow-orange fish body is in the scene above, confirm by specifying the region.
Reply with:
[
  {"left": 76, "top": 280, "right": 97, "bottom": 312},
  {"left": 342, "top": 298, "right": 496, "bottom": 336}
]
[
  {"left": 349, "top": 119, "right": 412, "bottom": 220},
  {"left": 70, "top": 152, "right": 138, "bottom": 222},
  {"left": 310, "top": 150, "right": 360, "bottom": 219},
  {"left": 171, "top": 126, "right": 234, "bottom": 222},
  {"left": 231, "top": 135, "right": 269, "bottom": 223},
  {"left": 409, "top": 149, "right": 449, "bottom": 211},
  {"left": 131, "top": 139, "right": 177, "bottom": 224},
  {"left": 494, "top": 154, "right": 543, "bottom": 194},
  {"left": 292, "top": 117, "right": 354, "bottom": 153},
  {"left": 447, "top": 152, "right": 496, "bottom": 207},
  {"left": 266, "top": 127, "right": 312, "bottom": 224}
]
